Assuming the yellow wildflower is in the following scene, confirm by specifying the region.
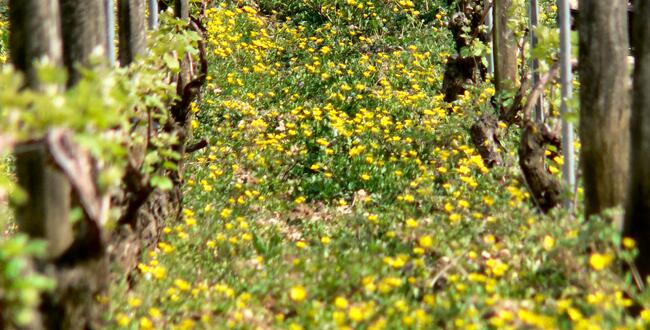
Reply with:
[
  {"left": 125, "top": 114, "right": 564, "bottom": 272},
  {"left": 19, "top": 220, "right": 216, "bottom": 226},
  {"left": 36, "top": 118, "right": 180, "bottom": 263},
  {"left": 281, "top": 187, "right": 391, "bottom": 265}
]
[
  {"left": 148, "top": 308, "right": 162, "bottom": 319},
  {"left": 290, "top": 285, "right": 307, "bottom": 302},
  {"left": 589, "top": 253, "right": 613, "bottom": 271},
  {"left": 543, "top": 235, "right": 555, "bottom": 251},
  {"left": 405, "top": 218, "right": 418, "bottom": 228},
  {"left": 623, "top": 237, "right": 636, "bottom": 249},
  {"left": 349, "top": 306, "right": 364, "bottom": 322},
  {"left": 335, "top": 296, "right": 349, "bottom": 309},
  {"left": 115, "top": 313, "right": 130, "bottom": 327},
  {"left": 174, "top": 278, "right": 191, "bottom": 291},
  {"left": 139, "top": 317, "right": 154, "bottom": 330},
  {"left": 419, "top": 235, "right": 433, "bottom": 249}
]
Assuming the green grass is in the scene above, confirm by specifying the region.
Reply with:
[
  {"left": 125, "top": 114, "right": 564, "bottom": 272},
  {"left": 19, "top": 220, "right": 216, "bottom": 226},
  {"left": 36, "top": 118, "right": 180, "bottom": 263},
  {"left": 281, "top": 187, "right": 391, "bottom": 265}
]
[{"left": 108, "top": 1, "right": 650, "bottom": 329}]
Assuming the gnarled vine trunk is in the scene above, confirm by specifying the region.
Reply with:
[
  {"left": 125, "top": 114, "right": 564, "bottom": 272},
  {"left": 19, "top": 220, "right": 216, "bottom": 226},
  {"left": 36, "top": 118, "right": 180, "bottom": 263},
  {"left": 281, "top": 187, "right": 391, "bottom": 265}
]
[
  {"left": 442, "top": 0, "right": 488, "bottom": 102},
  {"left": 109, "top": 0, "right": 207, "bottom": 284}
]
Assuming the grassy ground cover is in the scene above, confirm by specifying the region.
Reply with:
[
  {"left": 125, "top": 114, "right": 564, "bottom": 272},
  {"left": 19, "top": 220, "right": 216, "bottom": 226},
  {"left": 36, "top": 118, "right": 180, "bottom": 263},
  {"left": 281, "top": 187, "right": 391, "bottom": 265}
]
[{"left": 109, "top": 1, "right": 649, "bottom": 329}]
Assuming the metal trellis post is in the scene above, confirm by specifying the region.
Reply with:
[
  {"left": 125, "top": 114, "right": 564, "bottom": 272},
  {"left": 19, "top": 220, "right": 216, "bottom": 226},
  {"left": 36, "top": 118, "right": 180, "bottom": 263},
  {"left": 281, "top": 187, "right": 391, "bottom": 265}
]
[
  {"left": 559, "top": 0, "right": 575, "bottom": 210},
  {"left": 105, "top": 0, "right": 116, "bottom": 67},
  {"left": 486, "top": 0, "right": 494, "bottom": 75},
  {"left": 530, "top": 0, "right": 544, "bottom": 122},
  {"left": 148, "top": 0, "right": 158, "bottom": 30}
]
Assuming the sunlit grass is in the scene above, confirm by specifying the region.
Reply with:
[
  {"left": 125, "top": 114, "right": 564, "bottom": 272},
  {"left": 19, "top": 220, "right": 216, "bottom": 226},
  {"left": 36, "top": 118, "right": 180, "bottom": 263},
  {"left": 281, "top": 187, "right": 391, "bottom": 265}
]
[{"left": 108, "top": 1, "right": 650, "bottom": 329}]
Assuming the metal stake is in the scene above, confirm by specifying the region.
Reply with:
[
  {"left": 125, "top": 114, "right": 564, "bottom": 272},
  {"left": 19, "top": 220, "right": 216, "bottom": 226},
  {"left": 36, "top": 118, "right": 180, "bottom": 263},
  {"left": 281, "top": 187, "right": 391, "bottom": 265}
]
[
  {"left": 105, "top": 0, "right": 116, "bottom": 67},
  {"left": 559, "top": 0, "right": 575, "bottom": 209},
  {"left": 530, "top": 0, "right": 544, "bottom": 122},
  {"left": 486, "top": 0, "right": 494, "bottom": 75},
  {"left": 148, "top": 0, "right": 158, "bottom": 30}
]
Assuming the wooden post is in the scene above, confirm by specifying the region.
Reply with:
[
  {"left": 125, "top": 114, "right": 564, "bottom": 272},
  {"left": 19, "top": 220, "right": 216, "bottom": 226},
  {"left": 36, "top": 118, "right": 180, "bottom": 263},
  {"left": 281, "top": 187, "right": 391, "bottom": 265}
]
[
  {"left": 118, "top": 0, "right": 145, "bottom": 66},
  {"left": 8, "top": 0, "right": 63, "bottom": 87},
  {"left": 60, "top": 0, "right": 107, "bottom": 85},
  {"left": 493, "top": 0, "right": 518, "bottom": 93},
  {"left": 8, "top": 0, "right": 73, "bottom": 260},
  {"left": 578, "top": 0, "right": 630, "bottom": 218},
  {"left": 625, "top": 0, "right": 650, "bottom": 284},
  {"left": 176, "top": 0, "right": 191, "bottom": 94},
  {"left": 14, "top": 146, "right": 73, "bottom": 259},
  {"left": 175, "top": 0, "right": 189, "bottom": 20}
]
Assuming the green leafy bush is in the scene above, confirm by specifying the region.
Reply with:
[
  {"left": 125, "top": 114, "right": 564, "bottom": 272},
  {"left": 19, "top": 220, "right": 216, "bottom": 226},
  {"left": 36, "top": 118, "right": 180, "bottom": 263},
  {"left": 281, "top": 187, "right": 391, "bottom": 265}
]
[{"left": 0, "top": 235, "right": 54, "bottom": 328}]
